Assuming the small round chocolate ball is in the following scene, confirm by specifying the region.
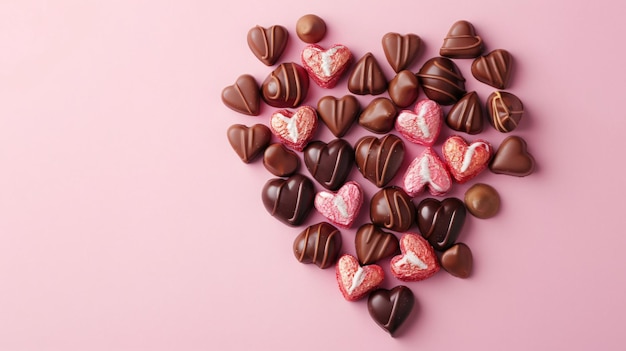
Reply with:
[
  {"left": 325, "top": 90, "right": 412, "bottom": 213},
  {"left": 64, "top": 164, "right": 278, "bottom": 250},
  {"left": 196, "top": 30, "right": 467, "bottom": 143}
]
[
  {"left": 296, "top": 14, "right": 326, "bottom": 43},
  {"left": 464, "top": 183, "right": 500, "bottom": 219}
]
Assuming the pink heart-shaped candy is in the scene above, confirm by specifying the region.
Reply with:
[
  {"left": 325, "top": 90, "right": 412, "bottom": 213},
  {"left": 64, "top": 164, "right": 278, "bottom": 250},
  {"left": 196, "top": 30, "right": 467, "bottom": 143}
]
[
  {"left": 301, "top": 44, "right": 353, "bottom": 88},
  {"left": 314, "top": 181, "right": 363, "bottom": 229},
  {"left": 269, "top": 106, "right": 318, "bottom": 151},
  {"left": 336, "top": 254, "right": 384, "bottom": 301},
  {"left": 403, "top": 148, "right": 452, "bottom": 196},
  {"left": 390, "top": 233, "right": 439, "bottom": 282},
  {"left": 442, "top": 135, "right": 492, "bottom": 184},
  {"left": 395, "top": 99, "right": 442, "bottom": 146}
]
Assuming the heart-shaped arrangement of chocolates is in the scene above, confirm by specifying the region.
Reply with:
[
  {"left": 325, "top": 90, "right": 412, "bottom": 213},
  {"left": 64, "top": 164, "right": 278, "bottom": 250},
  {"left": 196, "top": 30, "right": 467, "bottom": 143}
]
[{"left": 222, "top": 15, "right": 536, "bottom": 337}]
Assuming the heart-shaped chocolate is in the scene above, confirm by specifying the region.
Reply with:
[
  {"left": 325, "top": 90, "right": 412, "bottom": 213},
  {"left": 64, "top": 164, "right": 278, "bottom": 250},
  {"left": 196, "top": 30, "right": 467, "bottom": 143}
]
[
  {"left": 395, "top": 99, "right": 443, "bottom": 146},
  {"left": 221, "top": 74, "right": 261, "bottom": 116},
  {"left": 293, "top": 222, "right": 342, "bottom": 269},
  {"left": 381, "top": 32, "right": 422, "bottom": 73},
  {"left": 304, "top": 139, "right": 354, "bottom": 191},
  {"left": 347, "top": 52, "right": 387, "bottom": 95},
  {"left": 489, "top": 135, "right": 535, "bottom": 176},
  {"left": 486, "top": 91, "right": 524, "bottom": 133},
  {"left": 247, "top": 24, "right": 289, "bottom": 66},
  {"left": 358, "top": 97, "right": 398, "bottom": 134},
  {"left": 439, "top": 20, "right": 483, "bottom": 59},
  {"left": 417, "top": 57, "right": 466, "bottom": 105},
  {"left": 336, "top": 254, "right": 385, "bottom": 301},
  {"left": 415, "top": 197, "right": 466, "bottom": 251},
  {"left": 226, "top": 123, "right": 271, "bottom": 163},
  {"left": 269, "top": 105, "right": 318, "bottom": 152},
  {"left": 263, "top": 143, "right": 300, "bottom": 177},
  {"left": 314, "top": 181, "right": 363, "bottom": 229},
  {"left": 261, "top": 62, "right": 310, "bottom": 108},
  {"left": 354, "top": 134, "right": 405, "bottom": 188},
  {"left": 301, "top": 44, "right": 353, "bottom": 88},
  {"left": 370, "top": 186, "right": 415, "bottom": 233},
  {"left": 317, "top": 95, "right": 360, "bottom": 138},
  {"left": 355, "top": 223, "right": 400, "bottom": 265},
  {"left": 442, "top": 135, "right": 492, "bottom": 184},
  {"left": 440, "top": 242, "right": 473, "bottom": 278},
  {"left": 388, "top": 70, "right": 419, "bottom": 108},
  {"left": 390, "top": 233, "right": 439, "bottom": 281},
  {"left": 261, "top": 174, "right": 315, "bottom": 226},
  {"left": 446, "top": 91, "right": 484, "bottom": 135},
  {"left": 367, "top": 285, "right": 415, "bottom": 337},
  {"left": 471, "top": 49, "right": 513, "bottom": 89}
]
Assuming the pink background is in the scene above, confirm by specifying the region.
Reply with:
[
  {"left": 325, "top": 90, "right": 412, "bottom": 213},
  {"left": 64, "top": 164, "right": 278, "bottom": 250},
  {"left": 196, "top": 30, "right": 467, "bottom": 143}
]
[{"left": 1, "top": 1, "right": 624, "bottom": 350}]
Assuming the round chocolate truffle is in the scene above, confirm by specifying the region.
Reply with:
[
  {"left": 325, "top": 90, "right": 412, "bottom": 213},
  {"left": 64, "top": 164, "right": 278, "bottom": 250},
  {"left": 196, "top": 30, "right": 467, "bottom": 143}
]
[
  {"left": 464, "top": 183, "right": 500, "bottom": 219},
  {"left": 296, "top": 14, "right": 326, "bottom": 43}
]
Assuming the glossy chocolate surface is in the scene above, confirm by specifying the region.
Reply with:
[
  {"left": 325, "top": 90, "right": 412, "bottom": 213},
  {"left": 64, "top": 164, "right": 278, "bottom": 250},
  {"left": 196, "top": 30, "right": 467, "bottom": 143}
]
[
  {"left": 355, "top": 134, "right": 405, "bottom": 188},
  {"left": 358, "top": 97, "right": 398, "bottom": 134},
  {"left": 316, "top": 95, "right": 360, "bottom": 137},
  {"left": 464, "top": 183, "right": 500, "bottom": 219},
  {"left": 416, "top": 197, "right": 466, "bottom": 251},
  {"left": 446, "top": 91, "right": 484, "bottom": 134},
  {"left": 296, "top": 14, "right": 326, "bottom": 43},
  {"left": 368, "top": 286, "right": 415, "bottom": 337},
  {"left": 261, "top": 62, "right": 310, "bottom": 108},
  {"left": 486, "top": 91, "right": 523, "bottom": 133},
  {"left": 471, "top": 49, "right": 513, "bottom": 89},
  {"left": 293, "top": 222, "right": 342, "bottom": 269},
  {"left": 388, "top": 70, "right": 419, "bottom": 108},
  {"left": 370, "top": 186, "right": 415, "bottom": 232},
  {"left": 439, "top": 20, "right": 483, "bottom": 59},
  {"left": 261, "top": 174, "right": 315, "bottom": 226},
  {"left": 263, "top": 143, "right": 300, "bottom": 176},
  {"left": 226, "top": 123, "right": 271, "bottom": 163},
  {"left": 303, "top": 139, "right": 354, "bottom": 191},
  {"left": 221, "top": 74, "right": 261, "bottom": 116},
  {"left": 355, "top": 223, "right": 400, "bottom": 265},
  {"left": 440, "top": 243, "right": 473, "bottom": 278},
  {"left": 489, "top": 135, "right": 535, "bottom": 176},
  {"left": 381, "top": 32, "right": 421, "bottom": 73},
  {"left": 417, "top": 57, "right": 466, "bottom": 105},
  {"left": 247, "top": 24, "right": 288, "bottom": 66},
  {"left": 347, "top": 52, "right": 387, "bottom": 95}
]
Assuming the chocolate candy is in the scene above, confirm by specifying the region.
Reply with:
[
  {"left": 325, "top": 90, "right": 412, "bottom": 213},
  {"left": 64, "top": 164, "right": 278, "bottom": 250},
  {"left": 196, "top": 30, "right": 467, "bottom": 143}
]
[
  {"left": 303, "top": 139, "right": 354, "bottom": 191},
  {"left": 296, "top": 14, "right": 326, "bottom": 43},
  {"left": 261, "top": 174, "right": 315, "bottom": 226},
  {"left": 388, "top": 70, "right": 419, "bottom": 108},
  {"left": 247, "top": 24, "right": 289, "bottom": 66},
  {"left": 439, "top": 20, "right": 483, "bottom": 59},
  {"left": 381, "top": 32, "right": 421, "bottom": 73},
  {"left": 464, "top": 183, "right": 500, "bottom": 219},
  {"left": 261, "top": 62, "right": 310, "bottom": 108},
  {"left": 355, "top": 134, "right": 405, "bottom": 188},
  {"left": 370, "top": 186, "right": 415, "bottom": 232},
  {"left": 440, "top": 243, "right": 473, "bottom": 278},
  {"left": 293, "top": 222, "right": 342, "bottom": 269},
  {"left": 347, "top": 52, "right": 387, "bottom": 95},
  {"left": 221, "top": 74, "right": 261, "bottom": 116},
  {"left": 471, "top": 49, "right": 513, "bottom": 89},
  {"left": 489, "top": 135, "right": 535, "bottom": 176},
  {"left": 355, "top": 223, "right": 400, "bottom": 265},
  {"left": 417, "top": 57, "right": 466, "bottom": 105},
  {"left": 367, "top": 286, "right": 415, "bottom": 337},
  {"left": 486, "top": 91, "right": 524, "bottom": 133},
  {"left": 416, "top": 197, "right": 466, "bottom": 251},
  {"left": 358, "top": 97, "right": 398, "bottom": 134},
  {"left": 263, "top": 143, "right": 300, "bottom": 177},
  {"left": 317, "top": 95, "right": 360, "bottom": 137},
  {"left": 446, "top": 91, "right": 484, "bottom": 134},
  {"left": 226, "top": 124, "right": 271, "bottom": 163}
]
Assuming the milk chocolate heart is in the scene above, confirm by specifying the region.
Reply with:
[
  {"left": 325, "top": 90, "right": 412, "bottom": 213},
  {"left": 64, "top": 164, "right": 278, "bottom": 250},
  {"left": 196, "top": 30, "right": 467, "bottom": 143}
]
[
  {"left": 368, "top": 286, "right": 415, "bottom": 337},
  {"left": 304, "top": 139, "right": 354, "bottom": 191},
  {"left": 489, "top": 135, "right": 535, "bottom": 176},
  {"left": 301, "top": 44, "right": 353, "bottom": 88},
  {"left": 226, "top": 123, "right": 271, "bottom": 163},
  {"left": 355, "top": 223, "right": 400, "bottom": 265},
  {"left": 336, "top": 254, "right": 385, "bottom": 301},
  {"left": 388, "top": 70, "right": 419, "bottom": 108},
  {"left": 439, "top": 20, "right": 483, "bottom": 59},
  {"left": 446, "top": 91, "right": 484, "bottom": 135},
  {"left": 314, "top": 181, "right": 363, "bottom": 229},
  {"left": 269, "top": 106, "right": 318, "bottom": 152},
  {"left": 347, "top": 52, "right": 387, "bottom": 95},
  {"left": 440, "top": 242, "right": 473, "bottom": 278},
  {"left": 221, "top": 74, "right": 261, "bottom": 116},
  {"left": 261, "top": 174, "right": 315, "bottom": 226},
  {"left": 471, "top": 49, "right": 513, "bottom": 89},
  {"left": 442, "top": 135, "right": 492, "bottom": 184},
  {"left": 247, "top": 24, "right": 288, "bottom": 66},
  {"left": 358, "top": 97, "right": 398, "bottom": 134},
  {"left": 415, "top": 197, "right": 466, "bottom": 251},
  {"left": 263, "top": 143, "right": 300, "bottom": 177},
  {"left": 381, "top": 32, "right": 421, "bottom": 73},
  {"left": 354, "top": 134, "right": 405, "bottom": 188},
  {"left": 390, "top": 233, "right": 439, "bottom": 281},
  {"left": 317, "top": 95, "right": 360, "bottom": 138}
]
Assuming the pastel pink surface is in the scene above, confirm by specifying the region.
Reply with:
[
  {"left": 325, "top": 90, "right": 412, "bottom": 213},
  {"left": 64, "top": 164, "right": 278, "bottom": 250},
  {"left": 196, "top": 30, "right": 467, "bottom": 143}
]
[
  {"left": 395, "top": 99, "right": 442, "bottom": 146},
  {"left": 403, "top": 147, "right": 452, "bottom": 196},
  {"left": 1, "top": 1, "right": 626, "bottom": 351},
  {"left": 314, "top": 181, "right": 363, "bottom": 228}
]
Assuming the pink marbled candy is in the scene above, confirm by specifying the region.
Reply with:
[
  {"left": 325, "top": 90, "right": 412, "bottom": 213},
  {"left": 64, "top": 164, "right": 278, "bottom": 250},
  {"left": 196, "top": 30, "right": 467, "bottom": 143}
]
[{"left": 314, "top": 181, "right": 363, "bottom": 229}]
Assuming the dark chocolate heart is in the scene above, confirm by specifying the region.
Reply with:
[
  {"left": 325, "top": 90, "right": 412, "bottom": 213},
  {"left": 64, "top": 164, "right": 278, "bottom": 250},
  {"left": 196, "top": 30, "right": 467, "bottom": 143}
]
[
  {"left": 417, "top": 57, "right": 466, "bottom": 105},
  {"left": 367, "top": 285, "right": 415, "bottom": 337},
  {"left": 226, "top": 123, "right": 271, "bottom": 163},
  {"left": 261, "top": 174, "right": 315, "bottom": 226},
  {"left": 221, "top": 74, "right": 261, "bottom": 116},
  {"left": 440, "top": 242, "right": 473, "bottom": 278},
  {"left": 316, "top": 95, "right": 360, "bottom": 138},
  {"left": 247, "top": 24, "right": 289, "bottom": 66},
  {"left": 293, "top": 222, "right": 342, "bottom": 269},
  {"left": 381, "top": 32, "right": 421, "bottom": 73},
  {"left": 471, "top": 49, "right": 513, "bottom": 89},
  {"left": 358, "top": 97, "right": 398, "bottom": 134},
  {"left": 370, "top": 186, "right": 415, "bottom": 233},
  {"left": 355, "top": 223, "right": 400, "bottom": 265},
  {"left": 347, "top": 52, "right": 387, "bottom": 95},
  {"left": 303, "top": 139, "right": 354, "bottom": 191},
  {"left": 263, "top": 143, "right": 300, "bottom": 177},
  {"left": 439, "top": 20, "right": 483, "bottom": 59},
  {"left": 354, "top": 134, "right": 405, "bottom": 188},
  {"left": 416, "top": 197, "right": 466, "bottom": 251},
  {"left": 489, "top": 135, "right": 535, "bottom": 176},
  {"left": 446, "top": 91, "right": 484, "bottom": 135}
]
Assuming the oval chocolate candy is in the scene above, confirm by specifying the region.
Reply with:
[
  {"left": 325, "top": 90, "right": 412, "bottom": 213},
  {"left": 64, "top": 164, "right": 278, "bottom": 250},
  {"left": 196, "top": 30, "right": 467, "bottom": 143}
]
[
  {"left": 261, "top": 62, "right": 310, "bottom": 108},
  {"left": 261, "top": 174, "right": 315, "bottom": 226},
  {"left": 293, "top": 222, "right": 342, "bottom": 269}
]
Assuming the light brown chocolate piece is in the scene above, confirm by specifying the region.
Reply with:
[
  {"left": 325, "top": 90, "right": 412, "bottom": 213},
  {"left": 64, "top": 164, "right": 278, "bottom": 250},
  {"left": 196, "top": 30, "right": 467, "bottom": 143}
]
[
  {"left": 381, "top": 32, "right": 421, "bottom": 73},
  {"left": 348, "top": 52, "right": 387, "bottom": 95},
  {"left": 464, "top": 183, "right": 500, "bottom": 219},
  {"left": 440, "top": 243, "right": 473, "bottom": 278},
  {"left": 296, "top": 14, "right": 326, "bottom": 43},
  {"left": 388, "top": 70, "right": 419, "bottom": 108},
  {"left": 358, "top": 97, "right": 397, "bottom": 134}
]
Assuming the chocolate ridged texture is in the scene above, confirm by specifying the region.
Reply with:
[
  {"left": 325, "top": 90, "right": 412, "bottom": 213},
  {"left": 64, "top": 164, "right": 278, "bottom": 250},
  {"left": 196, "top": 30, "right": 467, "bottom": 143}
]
[
  {"left": 263, "top": 143, "right": 300, "bottom": 177},
  {"left": 471, "top": 49, "right": 513, "bottom": 89},
  {"left": 355, "top": 223, "right": 400, "bottom": 265},
  {"left": 261, "top": 62, "right": 310, "bottom": 108},
  {"left": 226, "top": 124, "right": 271, "bottom": 163},
  {"left": 247, "top": 25, "right": 289, "bottom": 66},
  {"left": 489, "top": 135, "right": 535, "bottom": 176},
  {"left": 221, "top": 74, "right": 261, "bottom": 116},
  {"left": 261, "top": 174, "right": 315, "bottom": 226},
  {"left": 296, "top": 14, "right": 326, "bottom": 43},
  {"left": 440, "top": 243, "right": 473, "bottom": 278},
  {"left": 381, "top": 33, "right": 421, "bottom": 73},
  {"left": 355, "top": 134, "right": 405, "bottom": 188},
  {"left": 370, "top": 186, "right": 415, "bottom": 232},
  {"left": 445, "top": 91, "right": 484, "bottom": 134},
  {"left": 303, "top": 139, "right": 354, "bottom": 191},
  {"left": 486, "top": 91, "right": 523, "bottom": 133},
  {"left": 439, "top": 20, "right": 483, "bottom": 59},
  {"left": 347, "top": 52, "right": 388, "bottom": 95},
  {"left": 388, "top": 70, "right": 419, "bottom": 108},
  {"left": 358, "top": 97, "right": 398, "bottom": 134},
  {"left": 317, "top": 95, "right": 360, "bottom": 137},
  {"left": 293, "top": 222, "right": 342, "bottom": 269},
  {"left": 367, "top": 286, "right": 415, "bottom": 337},
  {"left": 464, "top": 183, "right": 500, "bottom": 219},
  {"left": 417, "top": 57, "right": 466, "bottom": 105},
  {"left": 416, "top": 197, "right": 466, "bottom": 251}
]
